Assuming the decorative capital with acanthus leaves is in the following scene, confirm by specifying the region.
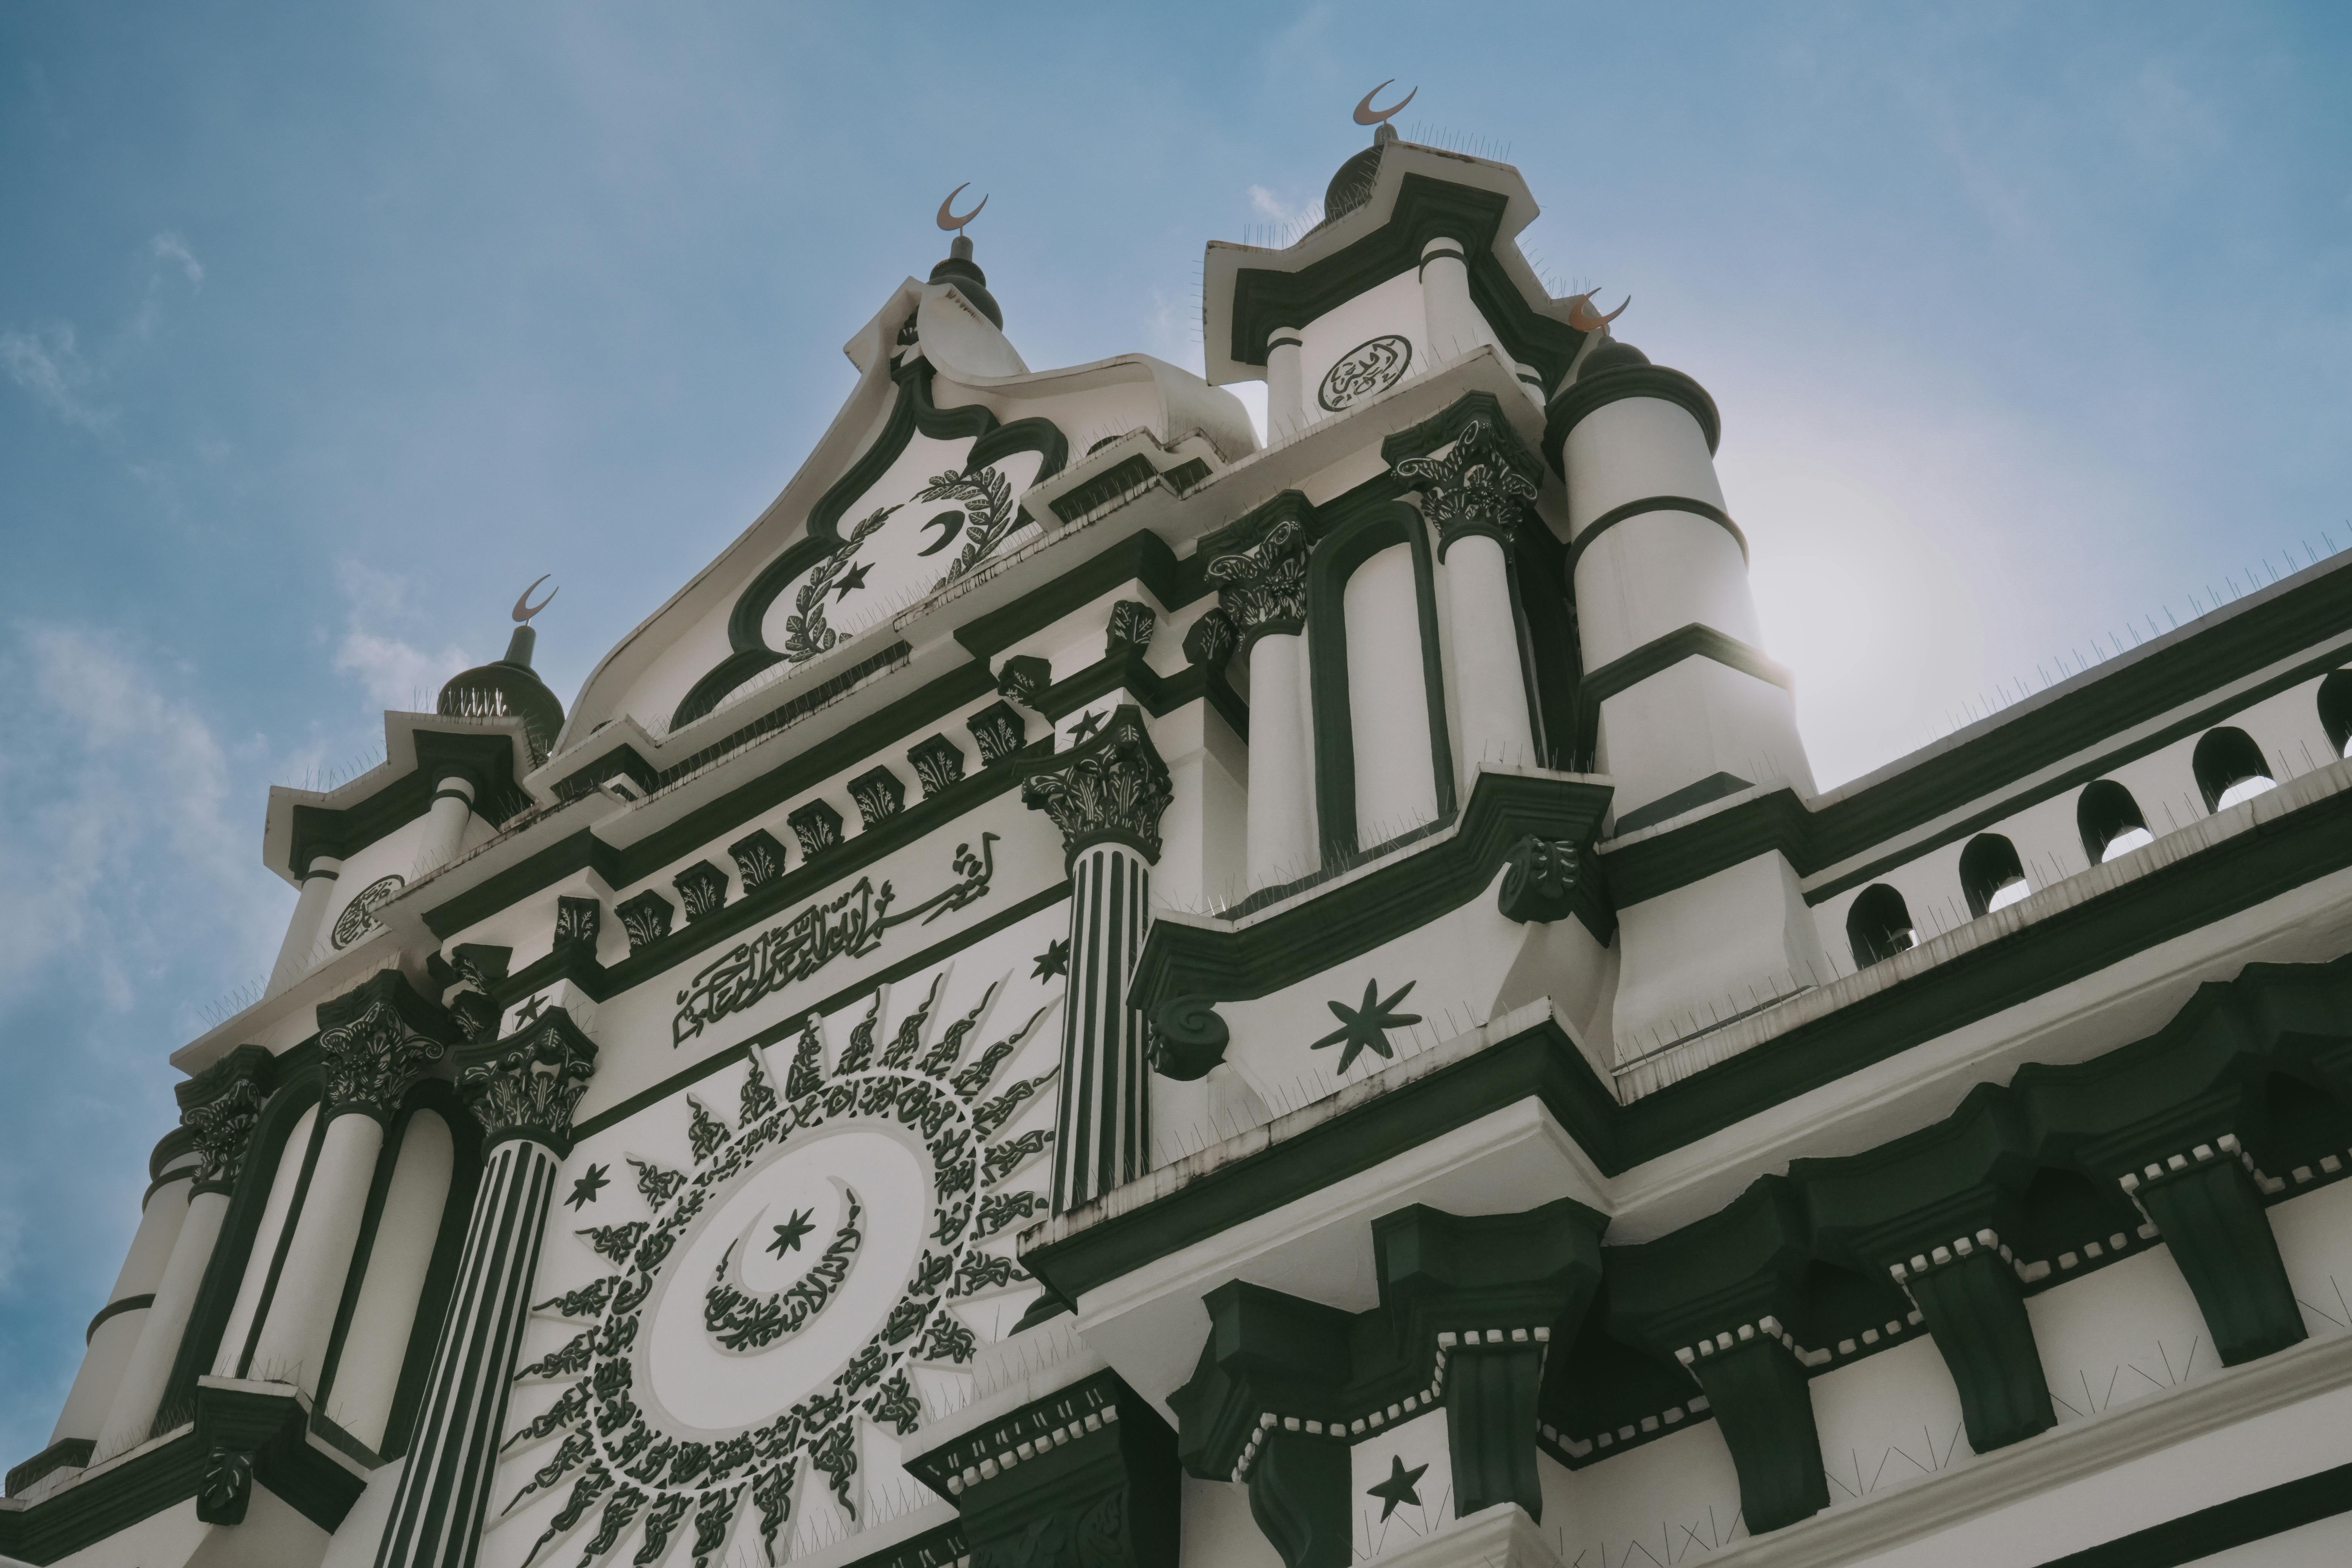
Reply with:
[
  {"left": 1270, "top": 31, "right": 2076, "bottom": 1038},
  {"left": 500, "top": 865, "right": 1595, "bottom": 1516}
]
[
  {"left": 1016, "top": 703, "right": 1174, "bottom": 866},
  {"left": 315, "top": 971, "right": 457, "bottom": 1121},
  {"left": 1200, "top": 492, "right": 1313, "bottom": 645},
  {"left": 457, "top": 1007, "right": 599, "bottom": 1155},
  {"left": 1383, "top": 394, "right": 1544, "bottom": 560},
  {"left": 176, "top": 1044, "right": 279, "bottom": 1196}
]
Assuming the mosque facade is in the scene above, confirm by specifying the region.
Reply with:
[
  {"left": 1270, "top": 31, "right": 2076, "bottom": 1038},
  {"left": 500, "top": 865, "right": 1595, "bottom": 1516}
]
[{"left": 10, "top": 101, "right": 2352, "bottom": 1568}]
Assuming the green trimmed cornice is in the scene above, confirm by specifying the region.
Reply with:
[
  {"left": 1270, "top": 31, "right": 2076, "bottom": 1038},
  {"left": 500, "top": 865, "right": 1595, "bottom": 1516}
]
[
  {"left": 1577, "top": 624, "right": 1793, "bottom": 770},
  {"left": 1127, "top": 770, "right": 1613, "bottom": 1027},
  {"left": 1605, "top": 558, "right": 2352, "bottom": 908},
  {"left": 905, "top": 1369, "right": 1179, "bottom": 1568},
  {"left": 285, "top": 727, "right": 520, "bottom": 885},
  {"left": 1169, "top": 1200, "right": 1602, "bottom": 1567}
]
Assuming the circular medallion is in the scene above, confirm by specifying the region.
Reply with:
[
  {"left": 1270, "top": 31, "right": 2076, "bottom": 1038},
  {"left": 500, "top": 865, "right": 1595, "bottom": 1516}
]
[
  {"left": 512, "top": 986, "right": 1056, "bottom": 1561},
  {"left": 330, "top": 874, "right": 405, "bottom": 950},
  {"left": 1318, "top": 334, "right": 1413, "bottom": 412}
]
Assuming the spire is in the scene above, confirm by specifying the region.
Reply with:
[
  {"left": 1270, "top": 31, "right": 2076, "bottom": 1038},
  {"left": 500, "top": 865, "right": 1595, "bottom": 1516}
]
[
  {"left": 1324, "top": 81, "right": 1417, "bottom": 224},
  {"left": 438, "top": 577, "right": 566, "bottom": 763},
  {"left": 930, "top": 182, "right": 1003, "bottom": 327}
]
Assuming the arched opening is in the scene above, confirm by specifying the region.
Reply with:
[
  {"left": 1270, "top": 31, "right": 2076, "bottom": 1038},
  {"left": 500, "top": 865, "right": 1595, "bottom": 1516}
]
[
  {"left": 2318, "top": 670, "right": 2352, "bottom": 760},
  {"left": 1959, "top": 833, "right": 2030, "bottom": 918},
  {"left": 2011, "top": 1164, "right": 2141, "bottom": 1272},
  {"left": 2077, "top": 779, "right": 2154, "bottom": 864},
  {"left": 2194, "top": 726, "right": 2276, "bottom": 812},
  {"left": 1846, "top": 883, "right": 1917, "bottom": 968}
]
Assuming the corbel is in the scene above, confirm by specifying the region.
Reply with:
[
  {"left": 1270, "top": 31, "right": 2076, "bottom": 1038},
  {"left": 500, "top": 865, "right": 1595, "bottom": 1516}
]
[{"left": 2120, "top": 1136, "right": 2305, "bottom": 1365}]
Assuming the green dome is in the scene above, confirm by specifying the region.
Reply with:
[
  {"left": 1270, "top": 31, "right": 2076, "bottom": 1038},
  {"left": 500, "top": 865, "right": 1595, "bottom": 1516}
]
[{"left": 438, "top": 625, "right": 564, "bottom": 764}]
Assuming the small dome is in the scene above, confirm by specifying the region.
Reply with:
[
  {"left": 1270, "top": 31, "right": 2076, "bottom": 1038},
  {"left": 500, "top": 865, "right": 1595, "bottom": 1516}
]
[
  {"left": 439, "top": 625, "right": 564, "bottom": 763},
  {"left": 929, "top": 238, "right": 1003, "bottom": 329},
  {"left": 1322, "top": 124, "right": 1397, "bottom": 225},
  {"left": 1579, "top": 338, "right": 1651, "bottom": 376}
]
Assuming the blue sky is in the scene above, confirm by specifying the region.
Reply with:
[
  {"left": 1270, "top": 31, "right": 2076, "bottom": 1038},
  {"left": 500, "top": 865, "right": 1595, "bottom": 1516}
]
[{"left": 2, "top": 2, "right": 2347, "bottom": 1461}]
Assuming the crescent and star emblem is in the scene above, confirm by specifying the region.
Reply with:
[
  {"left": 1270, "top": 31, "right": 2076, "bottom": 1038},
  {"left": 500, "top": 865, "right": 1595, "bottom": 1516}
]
[
  {"left": 1353, "top": 79, "right": 1417, "bottom": 126},
  {"left": 512, "top": 573, "right": 559, "bottom": 623},
  {"left": 936, "top": 183, "right": 988, "bottom": 233},
  {"left": 703, "top": 1181, "right": 866, "bottom": 1354},
  {"left": 917, "top": 509, "right": 966, "bottom": 556}
]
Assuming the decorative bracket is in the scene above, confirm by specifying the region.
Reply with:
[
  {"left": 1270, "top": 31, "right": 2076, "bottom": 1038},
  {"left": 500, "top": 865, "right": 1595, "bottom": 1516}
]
[
  {"left": 1496, "top": 836, "right": 1579, "bottom": 925},
  {"left": 2121, "top": 1138, "right": 2305, "bottom": 1365},
  {"left": 315, "top": 971, "right": 456, "bottom": 1121}
]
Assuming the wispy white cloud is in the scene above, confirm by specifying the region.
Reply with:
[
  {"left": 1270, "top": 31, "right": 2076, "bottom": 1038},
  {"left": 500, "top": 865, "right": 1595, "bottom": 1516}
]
[
  {"left": 149, "top": 231, "right": 204, "bottom": 288},
  {"left": 0, "top": 323, "right": 111, "bottom": 431},
  {"left": 330, "top": 561, "right": 471, "bottom": 710}
]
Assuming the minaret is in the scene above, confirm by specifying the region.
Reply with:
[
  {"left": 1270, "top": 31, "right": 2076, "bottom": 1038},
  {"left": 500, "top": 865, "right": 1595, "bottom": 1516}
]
[{"left": 1545, "top": 324, "right": 1828, "bottom": 1047}]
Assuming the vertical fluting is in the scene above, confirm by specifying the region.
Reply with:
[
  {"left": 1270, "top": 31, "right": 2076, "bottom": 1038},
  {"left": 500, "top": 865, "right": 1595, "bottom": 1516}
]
[{"left": 1051, "top": 845, "right": 1152, "bottom": 1213}]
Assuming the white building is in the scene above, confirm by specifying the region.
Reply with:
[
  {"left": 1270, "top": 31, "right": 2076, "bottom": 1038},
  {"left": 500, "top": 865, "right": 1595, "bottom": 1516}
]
[{"left": 10, "top": 106, "right": 2352, "bottom": 1568}]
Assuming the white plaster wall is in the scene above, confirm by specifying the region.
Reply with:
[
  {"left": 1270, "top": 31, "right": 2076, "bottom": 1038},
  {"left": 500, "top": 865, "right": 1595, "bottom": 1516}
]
[
  {"left": 1573, "top": 514, "right": 1759, "bottom": 670},
  {"left": 1810, "top": 1336, "right": 1975, "bottom": 1512},
  {"left": 212, "top": 1103, "right": 319, "bottom": 1378},
  {"left": 1350, "top": 1407, "right": 1456, "bottom": 1560},
  {"left": 1612, "top": 849, "right": 1827, "bottom": 1051},
  {"left": 1345, "top": 542, "right": 1441, "bottom": 843},
  {"left": 2265, "top": 1174, "right": 2352, "bottom": 1340},
  {"left": 1536, "top": 1421, "right": 1747, "bottom": 1565},
  {"left": 1296, "top": 270, "right": 1429, "bottom": 430},
  {"left": 2025, "top": 1245, "right": 2218, "bottom": 1428},
  {"left": 49, "top": 1497, "right": 207, "bottom": 1566},
  {"left": 325, "top": 1109, "right": 454, "bottom": 1451},
  {"left": 1155, "top": 701, "right": 1250, "bottom": 918},
  {"left": 1595, "top": 658, "right": 1813, "bottom": 821},
  {"left": 1561, "top": 397, "right": 1726, "bottom": 530},
  {"left": 1182, "top": 1475, "right": 1285, "bottom": 1568}
]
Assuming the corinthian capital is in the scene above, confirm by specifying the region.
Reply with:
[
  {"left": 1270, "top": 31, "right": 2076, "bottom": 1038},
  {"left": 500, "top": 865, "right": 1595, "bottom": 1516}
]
[
  {"left": 177, "top": 1044, "right": 278, "bottom": 1195},
  {"left": 1016, "top": 704, "right": 1174, "bottom": 865},
  {"left": 1384, "top": 394, "right": 1544, "bottom": 558},
  {"left": 315, "top": 971, "right": 457, "bottom": 1119},
  {"left": 1200, "top": 492, "right": 1313, "bottom": 642},
  {"left": 457, "top": 1008, "right": 599, "bottom": 1155}
]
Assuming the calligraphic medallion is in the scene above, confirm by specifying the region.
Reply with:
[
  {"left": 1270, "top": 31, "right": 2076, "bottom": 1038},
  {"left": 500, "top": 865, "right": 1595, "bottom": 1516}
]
[
  {"left": 1318, "top": 333, "right": 1414, "bottom": 412},
  {"left": 330, "top": 874, "right": 406, "bottom": 950},
  {"left": 503, "top": 972, "right": 1060, "bottom": 1566}
]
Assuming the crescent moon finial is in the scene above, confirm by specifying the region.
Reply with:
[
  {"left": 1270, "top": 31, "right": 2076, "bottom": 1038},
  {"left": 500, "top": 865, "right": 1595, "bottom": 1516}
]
[
  {"left": 512, "top": 574, "right": 558, "bottom": 624},
  {"left": 1353, "top": 80, "right": 1417, "bottom": 126},
  {"left": 936, "top": 183, "right": 988, "bottom": 233}
]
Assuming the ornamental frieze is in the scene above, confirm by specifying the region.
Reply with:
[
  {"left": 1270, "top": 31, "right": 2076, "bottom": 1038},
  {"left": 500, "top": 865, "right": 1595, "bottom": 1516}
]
[{"left": 671, "top": 835, "right": 999, "bottom": 1048}]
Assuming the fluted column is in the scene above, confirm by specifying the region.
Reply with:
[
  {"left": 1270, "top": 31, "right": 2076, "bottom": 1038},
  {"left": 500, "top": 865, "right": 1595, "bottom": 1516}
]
[
  {"left": 1019, "top": 706, "right": 1174, "bottom": 1214},
  {"left": 413, "top": 771, "right": 477, "bottom": 879},
  {"left": 94, "top": 1046, "right": 276, "bottom": 1460},
  {"left": 267, "top": 855, "right": 343, "bottom": 996},
  {"left": 241, "top": 974, "right": 452, "bottom": 1392},
  {"left": 1202, "top": 498, "right": 1316, "bottom": 891},
  {"left": 48, "top": 1134, "right": 199, "bottom": 1449},
  {"left": 1394, "top": 409, "right": 1543, "bottom": 778},
  {"left": 376, "top": 1009, "right": 596, "bottom": 1568}
]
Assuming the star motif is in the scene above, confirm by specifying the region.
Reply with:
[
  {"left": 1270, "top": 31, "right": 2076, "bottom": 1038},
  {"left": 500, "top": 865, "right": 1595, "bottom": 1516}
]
[
  {"left": 565, "top": 1163, "right": 609, "bottom": 1210},
  {"left": 767, "top": 1206, "right": 817, "bottom": 1257},
  {"left": 1069, "top": 708, "right": 1106, "bottom": 744},
  {"left": 832, "top": 561, "right": 873, "bottom": 600},
  {"left": 1310, "top": 979, "right": 1422, "bottom": 1075},
  {"left": 513, "top": 993, "right": 549, "bottom": 1027},
  {"left": 1032, "top": 938, "right": 1070, "bottom": 981},
  {"left": 1367, "top": 1454, "right": 1427, "bottom": 1521}
]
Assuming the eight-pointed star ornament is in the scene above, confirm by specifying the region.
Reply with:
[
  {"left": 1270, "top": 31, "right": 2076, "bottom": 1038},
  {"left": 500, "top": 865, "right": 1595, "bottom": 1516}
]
[
  {"left": 565, "top": 1163, "right": 610, "bottom": 1211},
  {"left": 1311, "top": 979, "right": 1422, "bottom": 1074},
  {"left": 1367, "top": 1453, "right": 1428, "bottom": 1521},
  {"left": 767, "top": 1206, "right": 819, "bottom": 1257}
]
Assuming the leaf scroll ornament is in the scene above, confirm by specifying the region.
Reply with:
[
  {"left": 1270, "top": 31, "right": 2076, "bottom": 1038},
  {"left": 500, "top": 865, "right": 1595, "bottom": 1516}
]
[
  {"left": 916, "top": 463, "right": 1020, "bottom": 589},
  {"left": 780, "top": 504, "right": 896, "bottom": 664}
]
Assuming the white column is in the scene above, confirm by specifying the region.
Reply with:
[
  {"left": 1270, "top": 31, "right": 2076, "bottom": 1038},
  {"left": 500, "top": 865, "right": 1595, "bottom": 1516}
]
[
  {"left": 48, "top": 1157, "right": 196, "bottom": 1447},
  {"left": 1421, "top": 237, "right": 1485, "bottom": 365},
  {"left": 242, "top": 1113, "right": 383, "bottom": 1391},
  {"left": 1443, "top": 533, "right": 1536, "bottom": 776},
  {"left": 412, "top": 772, "right": 476, "bottom": 878},
  {"left": 93, "top": 1189, "right": 228, "bottom": 1459},
  {"left": 1244, "top": 631, "right": 1317, "bottom": 890},
  {"left": 1266, "top": 329, "right": 1304, "bottom": 441},
  {"left": 267, "top": 854, "right": 342, "bottom": 996}
]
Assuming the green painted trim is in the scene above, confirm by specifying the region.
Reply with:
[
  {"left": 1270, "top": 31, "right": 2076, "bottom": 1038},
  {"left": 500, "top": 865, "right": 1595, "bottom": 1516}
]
[
  {"left": 1225, "top": 174, "right": 1590, "bottom": 390},
  {"left": 566, "top": 877, "right": 1069, "bottom": 1144},
  {"left": 149, "top": 1123, "right": 199, "bottom": 1181},
  {"left": 1036, "top": 795, "right": 2352, "bottom": 1309},
  {"left": 1127, "top": 771, "right": 1614, "bottom": 1024},
  {"left": 954, "top": 528, "right": 1198, "bottom": 662},
  {"left": 0, "top": 1430, "right": 205, "bottom": 1563},
  {"left": 85, "top": 1293, "right": 155, "bottom": 1345},
  {"left": 141, "top": 1163, "right": 196, "bottom": 1209},
  {"left": 286, "top": 728, "right": 520, "bottom": 884},
  {"left": 230, "top": 1091, "right": 334, "bottom": 1379},
  {"left": 1612, "top": 772, "right": 1753, "bottom": 837},
  {"left": 1576, "top": 623, "right": 1793, "bottom": 769},
  {"left": 1567, "top": 496, "right": 1747, "bottom": 572},
  {"left": 1543, "top": 362, "right": 1723, "bottom": 467},
  {"left": 1305, "top": 499, "right": 1457, "bottom": 858},
  {"left": 2032, "top": 1455, "right": 2352, "bottom": 1567},
  {"left": 4, "top": 1440, "right": 92, "bottom": 1499}
]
